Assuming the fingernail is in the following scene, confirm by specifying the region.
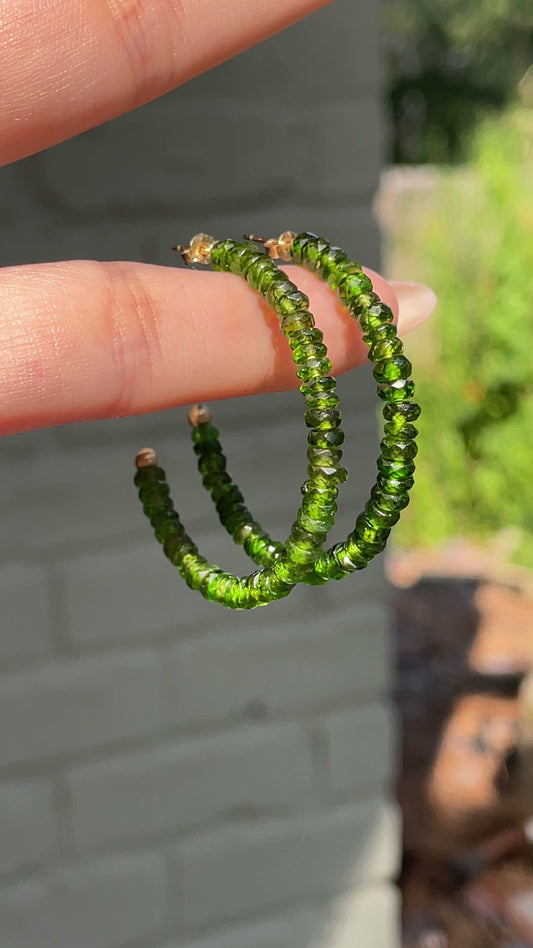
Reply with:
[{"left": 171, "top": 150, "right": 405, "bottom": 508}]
[{"left": 392, "top": 281, "right": 437, "bottom": 333}]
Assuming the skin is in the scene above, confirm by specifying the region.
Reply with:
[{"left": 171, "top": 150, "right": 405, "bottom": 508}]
[{"left": 0, "top": 0, "right": 436, "bottom": 436}]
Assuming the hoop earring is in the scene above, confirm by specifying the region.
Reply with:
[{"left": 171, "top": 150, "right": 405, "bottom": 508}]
[{"left": 134, "top": 231, "right": 420, "bottom": 609}]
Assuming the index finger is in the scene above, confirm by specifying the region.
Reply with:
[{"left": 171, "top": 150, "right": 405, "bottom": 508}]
[{"left": 1, "top": 0, "right": 332, "bottom": 167}]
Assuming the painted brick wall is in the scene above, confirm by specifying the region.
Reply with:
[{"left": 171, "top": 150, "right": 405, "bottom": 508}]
[{"left": 0, "top": 2, "right": 400, "bottom": 946}]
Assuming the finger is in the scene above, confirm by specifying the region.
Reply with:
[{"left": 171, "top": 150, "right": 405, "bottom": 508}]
[
  {"left": 0, "top": 261, "right": 436, "bottom": 435},
  {"left": 1, "top": 0, "right": 332, "bottom": 166}
]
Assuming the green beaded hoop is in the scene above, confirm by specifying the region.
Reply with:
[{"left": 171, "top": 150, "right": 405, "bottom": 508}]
[{"left": 134, "top": 231, "right": 420, "bottom": 609}]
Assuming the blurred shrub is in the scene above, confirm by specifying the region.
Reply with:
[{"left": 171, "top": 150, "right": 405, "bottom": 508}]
[
  {"left": 394, "top": 106, "right": 533, "bottom": 563},
  {"left": 385, "top": 0, "right": 533, "bottom": 162}
]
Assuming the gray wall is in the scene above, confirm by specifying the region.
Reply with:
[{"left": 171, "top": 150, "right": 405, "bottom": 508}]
[{"left": 0, "top": 2, "right": 399, "bottom": 946}]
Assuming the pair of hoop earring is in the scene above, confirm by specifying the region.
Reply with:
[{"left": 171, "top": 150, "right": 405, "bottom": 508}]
[{"left": 134, "top": 231, "right": 419, "bottom": 609}]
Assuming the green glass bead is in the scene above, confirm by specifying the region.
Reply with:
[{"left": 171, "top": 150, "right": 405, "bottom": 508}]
[
  {"left": 163, "top": 534, "right": 185, "bottom": 566},
  {"left": 344, "top": 538, "right": 371, "bottom": 568},
  {"left": 281, "top": 312, "right": 316, "bottom": 334},
  {"left": 191, "top": 423, "right": 220, "bottom": 444},
  {"left": 363, "top": 323, "right": 398, "bottom": 349},
  {"left": 382, "top": 401, "right": 421, "bottom": 423},
  {"left": 223, "top": 505, "right": 249, "bottom": 533},
  {"left": 380, "top": 438, "right": 418, "bottom": 461},
  {"left": 300, "top": 483, "right": 338, "bottom": 502},
  {"left": 335, "top": 541, "right": 368, "bottom": 571},
  {"left": 198, "top": 453, "right": 226, "bottom": 475},
  {"left": 377, "top": 378, "right": 416, "bottom": 403},
  {"left": 306, "top": 465, "right": 348, "bottom": 487},
  {"left": 301, "top": 236, "right": 331, "bottom": 269},
  {"left": 303, "top": 389, "right": 340, "bottom": 411},
  {"left": 348, "top": 291, "right": 376, "bottom": 319},
  {"left": 289, "top": 327, "right": 324, "bottom": 349},
  {"left": 193, "top": 439, "right": 223, "bottom": 458},
  {"left": 373, "top": 355, "right": 413, "bottom": 384},
  {"left": 377, "top": 457, "right": 416, "bottom": 480},
  {"left": 296, "top": 357, "right": 333, "bottom": 381},
  {"left": 201, "top": 470, "right": 231, "bottom": 491},
  {"left": 277, "top": 291, "right": 310, "bottom": 317},
  {"left": 256, "top": 266, "right": 279, "bottom": 296},
  {"left": 337, "top": 269, "right": 372, "bottom": 306},
  {"left": 307, "top": 428, "right": 345, "bottom": 448},
  {"left": 211, "top": 479, "right": 240, "bottom": 503},
  {"left": 353, "top": 515, "right": 389, "bottom": 551},
  {"left": 267, "top": 279, "right": 299, "bottom": 307},
  {"left": 358, "top": 301, "right": 395, "bottom": 333},
  {"left": 154, "top": 515, "right": 183, "bottom": 544},
  {"left": 364, "top": 499, "right": 401, "bottom": 528},
  {"left": 299, "top": 376, "right": 336, "bottom": 398},
  {"left": 244, "top": 256, "right": 277, "bottom": 291},
  {"left": 292, "top": 342, "right": 328, "bottom": 364},
  {"left": 368, "top": 337, "right": 404, "bottom": 362},
  {"left": 316, "top": 247, "right": 349, "bottom": 281},
  {"left": 314, "top": 553, "right": 347, "bottom": 581},
  {"left": 297, "top": 510, "right": 334, "bottom": 534},
  {"left": 371, "top": 484, "right": 410, "bottom": 512},
  {"left": 306, "top": 444, "right": 344, "bottom": 466},
  {"left": 289, "top": 232, "right": 319, "bottom": 266},
  {"left": 228, "top": 244, "right": 254, "bottom": 275},
  {"left": 210, "top": 239, "right": 237, "bottom": 271},
  {"left": 304, "top": 407, "right": 342, "bottom": 430},
  {"left": 378, "top": 472, "right": 415, "bottom": 494},
  {"left": 383, "top": 421, "right": 418, "bottom": 441}
]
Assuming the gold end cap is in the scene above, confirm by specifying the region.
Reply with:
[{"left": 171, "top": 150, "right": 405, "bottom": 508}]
[
  {"left": 135, "top": 447, "right": 158, "bottom": 469},
  {"left": 188, "top": 403, "right": 212, "bottom": 427}
]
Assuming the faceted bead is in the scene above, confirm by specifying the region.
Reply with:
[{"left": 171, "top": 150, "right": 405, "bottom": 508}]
[
  {"left": 383, "top": 421, "right": 418, "bottom": 440},
  {"left": 299, "top": 376, "right": 336, "bottom": 398},
  {"left": 289, "top": 232, "right": 319, "bottom": 266},
  {"left": 273, "top": 555, "right": 298, "bottom": 585},
  {"left": 291, "top": 342, "right": 328, "bottom": 364},
  {"left": 358, "top": 301, "right": 395, "bottom": 333},
  {"left": 198, "top": 453, "right": 226, "bottom": 475},
  {"left": 363, "top": 323, "right": 398, "bottom": 348},
  {"left": 378, "top": 472, "right": 415, "bottom": 493},
  {"left": 377, "top": 378, "right": 416, "bottom": 403},
  {"left": 210, "top": 239, "right": 237, "bottom": 271},
  {"left": 380, "top": 438, "right": 418, "bottom": 461},
  {"left": 297, "top": 510, "right": 333, "bottom": 534},
  {"left": 277, "top": 291, "right": 310, "bottom": 317},
  {"left": 303, "top": 389, "right": 340, "bottom": 411},
  {"left": 301, "top": 237, "right": 331, "bottom": 269},
  {"left": 154, "top": 515, "right": 183, "bottom": 544},
  {"left": 306, "top": 444, "right": 344, "bottom": 466},
  {"left": 364, "top": 499, "right": 401, "bottom": 528},
  {"left": 337, "top": 270, "right": 372, "bottom": 305},
  {"left": 344, "top": 539, "right": 371, "bottom": 568},
  {"left": 191, "top": 424, "right": 219, "bottom": 444},
  {"left": 368, "top": 337, "right": 404, "bottom": 362},
  {"left": 267, "top": 279, "right": 299, "bottom": 307},
  {"left": 348, "top": 291, "right": 376, "bottom": 319},
  {"left": 228, "top": 244, "right": 254, "bottom": 275},
  {"left": 308, "top": 428, "right": 345, "bottom": 448},
  {"left": 300, "top": 483, "right": 339, "bottom": 502},
  {"left": 335, "top": 541, "right": 368, "bottom": 571},
  {"left": 256, "top": 266, "right": 279, "bottom": 297},
  {"left": 314, "top": 553, "right": 347, "bottom": 582},
  {"left": 281, "top": 312, "right": 315, "bottom": 335},
  {"left": 244, "top": 256, "right": 277, "bottom": 291},
  {"left": 289, "top": 327, "right": 324, "bottom": 349},
  {"left": 296, "top": 357, "right": 333, "bottom": 380},
  {"left": 304, "top": 408, "right": 342, "bottom": 430},
  {"left": 193, "top": 438, "right": 222, "bottom": 457},
  {"left": 163, "top": 534, "right": 186, "bottom": 566},
  {"left": 382, "top": 401, "right": 421, "bottom": 423},
  {"left": 373, "top": 355, "right": 413, "bottom": 383},
  {"left": 377, "top": 457, "right": 416, "bottom": 480},
  {"left": 306, "top": 465, "right": 348, "bottom": 487},
  {"left": 316, "top": 247, "right": 349, "bottom": 282},
  {"left": 224, "top": 505, "right": 249, "bottom": 533},
  {"left": 371, "top": 483, "right": 410, "bottom": 511}
]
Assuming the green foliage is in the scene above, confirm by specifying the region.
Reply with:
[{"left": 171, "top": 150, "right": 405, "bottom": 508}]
[
  {"left": 394, "top": 107, "right": 533, "bottom": 562},
  {"left": 385, "top": 0, "right": 533, "bottom": 162}
]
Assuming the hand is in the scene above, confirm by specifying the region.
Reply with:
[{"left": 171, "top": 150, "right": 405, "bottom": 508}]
[{"left": 0, "top": 0, "right": 436, "bottom": 436}]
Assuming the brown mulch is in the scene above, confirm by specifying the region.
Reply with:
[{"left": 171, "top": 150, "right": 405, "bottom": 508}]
[{"left": 390, "top": 545, "right": 533, "bottom": 947}]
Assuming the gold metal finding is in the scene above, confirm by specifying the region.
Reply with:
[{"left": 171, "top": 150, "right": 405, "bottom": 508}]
[
  {"left": 173, "top": 233, "right": 216, "bottom": 266},
  {"left": 243, "top": 231, "right": 297, "bottom": 262},
  {"left": 188, "top": 404, "right": 212, "bottom": 427},
  {"left": 135, "top": 447, "right": 159, "bottom": 469}
]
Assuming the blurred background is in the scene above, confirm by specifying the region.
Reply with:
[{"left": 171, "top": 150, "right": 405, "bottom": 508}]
[{"left": 0, "top": 1, "right": 532, "bottom": 947}]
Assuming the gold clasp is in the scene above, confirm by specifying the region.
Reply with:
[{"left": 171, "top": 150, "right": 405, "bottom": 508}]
[
  {"left": 172, "top": 233, "right": 215, "bottom": 265},
  {"left": 243, "top": 231, "right": 297, "bottom": 262}
]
